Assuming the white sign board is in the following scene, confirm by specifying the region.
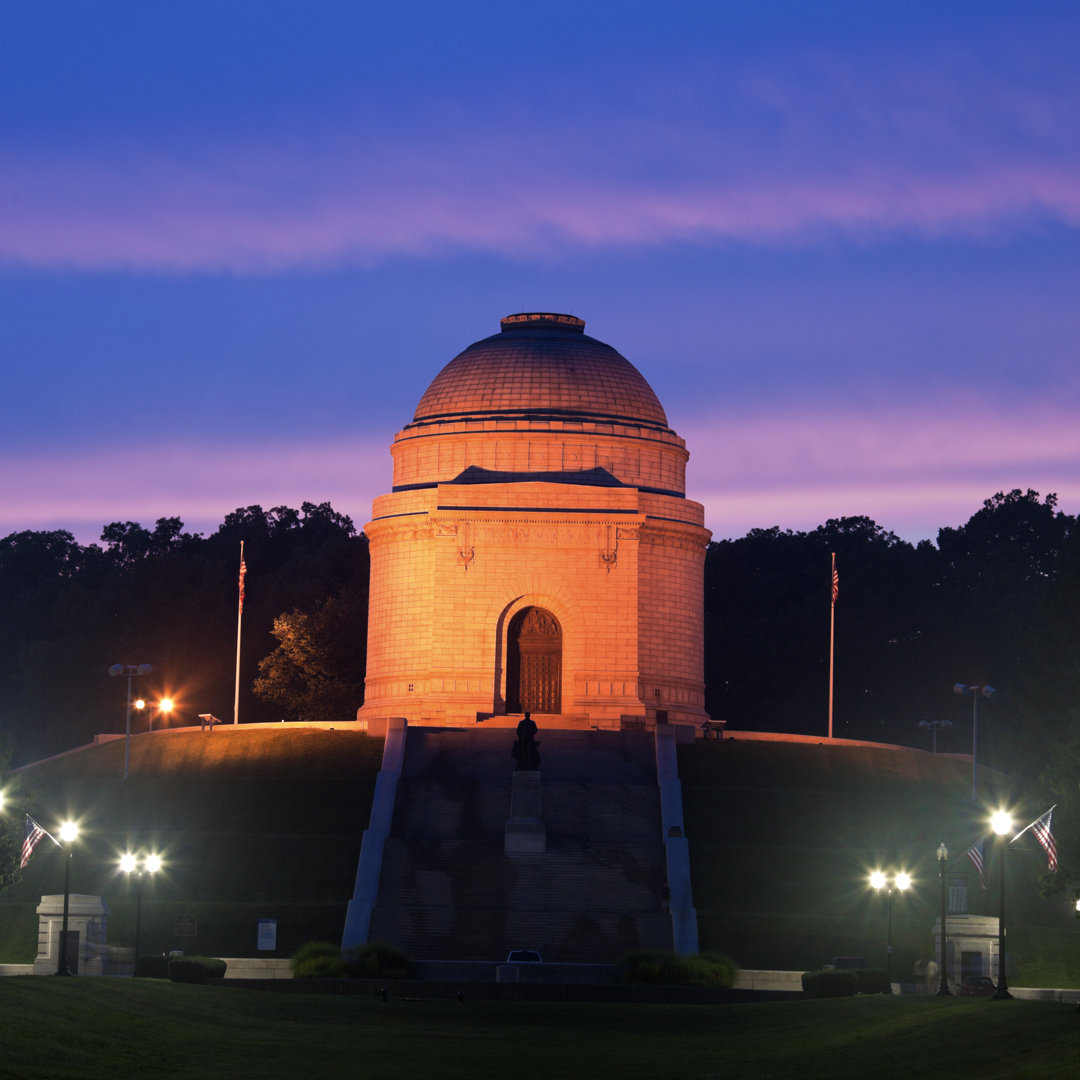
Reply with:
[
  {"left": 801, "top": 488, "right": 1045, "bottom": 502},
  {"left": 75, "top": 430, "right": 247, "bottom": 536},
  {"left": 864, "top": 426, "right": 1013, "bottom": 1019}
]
[{"left": 257, "top": 918, "right": 278, "bottom": 952}]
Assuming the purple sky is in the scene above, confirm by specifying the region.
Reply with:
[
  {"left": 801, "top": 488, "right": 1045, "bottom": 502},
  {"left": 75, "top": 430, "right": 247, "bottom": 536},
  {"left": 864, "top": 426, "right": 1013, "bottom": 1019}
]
[{"left": 2, "top": 1, "right": 1077, "bottom": 545}]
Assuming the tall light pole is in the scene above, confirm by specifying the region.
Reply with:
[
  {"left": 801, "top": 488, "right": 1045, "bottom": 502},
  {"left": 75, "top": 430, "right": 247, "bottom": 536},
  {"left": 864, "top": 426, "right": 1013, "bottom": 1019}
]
[
  {"left": 870, "top": 870, "right": 911, "bottom": 988},
  {"left": 109, "top": 663, "right": 153, "bottom": 779},
  {"left": 918, "top": 718, "right": 952, "bottom": 754},
  {"left": 120, "top": 852, "right": 162, "bottom": 976},
  {"left": 55, "top": 821, "right": 79, "bottom": 976},
  {"left": 952, "top": 684, "right": 996, "bottom": 799},
  {"left": 990, "top": 810, "right": 1014, "bottom": 1000},
  {"left": 936, "top": 842, "right": 951, "bottom": 995}
]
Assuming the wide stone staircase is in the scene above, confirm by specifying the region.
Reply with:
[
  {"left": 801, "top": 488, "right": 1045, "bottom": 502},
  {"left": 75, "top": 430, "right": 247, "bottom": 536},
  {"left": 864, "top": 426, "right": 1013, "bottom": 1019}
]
[{"left": 367, "top": 728, "right": 673, "bottom": 963}]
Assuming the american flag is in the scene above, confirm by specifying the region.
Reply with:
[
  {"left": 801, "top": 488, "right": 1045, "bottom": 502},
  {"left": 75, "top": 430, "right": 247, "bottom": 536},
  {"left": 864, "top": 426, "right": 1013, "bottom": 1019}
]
[
  {"left": 238, "top": 548, "right": 247, "bottom": 613},
  {"left": 964, "top": 840, "right": 987, "bottom": 889},
  {"left": 20, "top": 815, "right": 46, "bottom": 869},
  {"left": 1029, "top": 808, "right": 1058, "bottom": 872},
  {"left": 831, "top": 558, "right": 839, "bottom": 604}
]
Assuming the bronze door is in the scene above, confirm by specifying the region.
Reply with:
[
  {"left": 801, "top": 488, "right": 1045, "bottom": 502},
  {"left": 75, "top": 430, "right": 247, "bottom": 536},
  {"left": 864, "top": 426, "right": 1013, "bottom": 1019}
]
[{"left": 507, "top": 607, "right": 561, "bottom": 713}]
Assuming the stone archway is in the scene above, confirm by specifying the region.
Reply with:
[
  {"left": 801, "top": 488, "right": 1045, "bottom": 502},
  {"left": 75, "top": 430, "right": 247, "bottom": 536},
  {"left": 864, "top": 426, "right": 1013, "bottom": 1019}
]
[{"left": 506, "top": 606, "right": 562, "bottom": 714}]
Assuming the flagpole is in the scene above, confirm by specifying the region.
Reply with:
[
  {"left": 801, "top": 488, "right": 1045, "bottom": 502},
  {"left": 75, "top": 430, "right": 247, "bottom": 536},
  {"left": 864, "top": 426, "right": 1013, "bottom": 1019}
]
[
  {"left": 1011, "top": 804, "right": 1057, "bottom": 844},
  {"left": 828, "top": 552, "right": 837, "bottom": 739},
  {"left": 233, "top": 541, "right": 245, "bottom": 726}
]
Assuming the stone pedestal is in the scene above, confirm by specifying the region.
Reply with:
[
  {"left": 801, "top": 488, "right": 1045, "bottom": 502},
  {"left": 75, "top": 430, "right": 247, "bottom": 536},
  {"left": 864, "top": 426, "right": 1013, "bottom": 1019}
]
[
  {"left": 932, "top": 915, "right": 1001, "bottom": 990},
  {"left": 505, "top": 771, "right": 546, "bottom": 853},
  {"left": 33, "top": 894, "right": 109, "bottom": 976}
]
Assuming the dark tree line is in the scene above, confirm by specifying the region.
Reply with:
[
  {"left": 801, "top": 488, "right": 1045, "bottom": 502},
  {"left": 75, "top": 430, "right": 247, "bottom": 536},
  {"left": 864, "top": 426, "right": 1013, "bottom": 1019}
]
[
  {"left": 705, "top": 489, "right": 1078, "bottom": 788},
  {"left": 0, "top": 502, "right": 368, "bottom": 768}
]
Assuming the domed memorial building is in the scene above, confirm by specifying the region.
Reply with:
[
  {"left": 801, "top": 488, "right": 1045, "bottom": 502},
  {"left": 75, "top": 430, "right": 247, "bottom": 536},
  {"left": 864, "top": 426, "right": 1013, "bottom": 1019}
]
[{"left": 359, "top": 313, "right": 711, "bottom": 734}]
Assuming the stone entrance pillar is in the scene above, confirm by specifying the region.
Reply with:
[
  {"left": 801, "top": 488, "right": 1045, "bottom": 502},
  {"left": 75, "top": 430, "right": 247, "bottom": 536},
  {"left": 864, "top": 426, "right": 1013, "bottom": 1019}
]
[{"left": 32, "top": 894, "right": 110, "bottom": 976}]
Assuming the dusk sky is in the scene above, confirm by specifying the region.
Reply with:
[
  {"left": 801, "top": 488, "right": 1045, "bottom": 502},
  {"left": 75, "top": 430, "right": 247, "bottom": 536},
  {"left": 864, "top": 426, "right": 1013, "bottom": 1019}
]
[{"left": 2, "top": 1, "right": 1077, "bottom": 546}]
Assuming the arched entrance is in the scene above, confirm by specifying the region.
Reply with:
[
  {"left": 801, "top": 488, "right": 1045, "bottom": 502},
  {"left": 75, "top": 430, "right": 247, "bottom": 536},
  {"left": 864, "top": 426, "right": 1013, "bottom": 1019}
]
[{"left": 506, "top": 607, "right": 562, "bottom": 714}]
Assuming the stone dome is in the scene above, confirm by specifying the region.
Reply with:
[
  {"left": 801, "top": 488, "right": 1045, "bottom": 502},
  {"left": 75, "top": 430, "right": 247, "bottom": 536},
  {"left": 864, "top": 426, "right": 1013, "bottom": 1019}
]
[{"left": 411, "top": 313, "right": 670, "bottom": 431}]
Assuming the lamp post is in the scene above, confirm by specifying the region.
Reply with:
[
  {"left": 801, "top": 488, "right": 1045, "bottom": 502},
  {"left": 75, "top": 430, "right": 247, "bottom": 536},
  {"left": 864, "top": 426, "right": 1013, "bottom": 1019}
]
[
  {"left": 918, "top": 718, "right": 952, "bottom": 753},
  {"left": 108, "top": 663, "right": 153, "bottom": 779},
  {"left": 990, "top": 810, "right": 1014, "bottom": 1000},
  {"left": 869, "top": 870, "right": 911, "bottom": 988},
  {"left": 936, "top": 842, "right": 951, "bottom": 995},
  {"left": 120, "top": 852, "right": 162, "bottom": 976},
  {"left": 952, "top": 683, "right": 996, "bottom": 799},
  {"left": 55, "top": 821, "right": 79, "bottom": 976}
]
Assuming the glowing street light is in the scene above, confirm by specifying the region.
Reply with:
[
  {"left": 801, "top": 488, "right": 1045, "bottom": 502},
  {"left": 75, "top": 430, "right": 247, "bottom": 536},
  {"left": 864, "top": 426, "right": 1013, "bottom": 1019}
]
[
  {"left": 150, "top": 698, "right": 174, "bottom": 733},
  {"left": 952, "top": 684, "right": 996, "bottom": 799},
  {"left": 990, "top": 810, "right": 1014, "bottom": 1000},
  {"left": 120, "top": 852, "right": 162, "bottom": 977},
  {"left": 869, "top": 870, "right": 911, "bottom": 988},
  {"left": 108, "top": 663, "right": 153, "bottom": 779},
  {"left": 55, "top": 821, "right": 79, "bottom": 976},
  {"left": 936, "top": 842, "right": 951, "bottom": 996}
]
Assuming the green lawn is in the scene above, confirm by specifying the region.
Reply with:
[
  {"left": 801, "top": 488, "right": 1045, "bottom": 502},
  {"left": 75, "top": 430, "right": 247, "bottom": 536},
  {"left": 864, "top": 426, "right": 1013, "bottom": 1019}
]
[{"left": 1, "top": 979, "right": 1077, "bottom": 1080}]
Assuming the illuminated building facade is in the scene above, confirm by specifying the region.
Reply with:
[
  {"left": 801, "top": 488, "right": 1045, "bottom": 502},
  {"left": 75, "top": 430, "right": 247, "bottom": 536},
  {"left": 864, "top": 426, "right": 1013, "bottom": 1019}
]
[{"left": 358, "top": 313, "right": 710, "bottom": 732}]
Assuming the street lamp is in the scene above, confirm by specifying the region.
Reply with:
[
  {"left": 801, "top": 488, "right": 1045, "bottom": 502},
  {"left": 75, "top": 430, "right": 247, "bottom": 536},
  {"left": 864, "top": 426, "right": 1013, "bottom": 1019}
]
[
  {"left": 936, "top": 842, "right": 951, "bottom": 996},
  {"left": 150, "top": 698, "right": 173, "bottom": 733},
  {"left": 952, "top": 684, "right": 996, "bottom": 799},
  {"left": 869, "top": 869, "right": 911, "bottom": 988},
  {"left": 918, "top": 718, "right": 952, "bottom": 754},
  {"left": 108, "top": 663, "right": 153, "bottom": 779},
  {"left": 55, "top": 821, "right": 79, "bottom": 976},
  {"left": 990, "top": 810, "right": 1014, "bottom": 1000},
  {"left": 120, "top": 852, "right": 162, "bottom": 976}
]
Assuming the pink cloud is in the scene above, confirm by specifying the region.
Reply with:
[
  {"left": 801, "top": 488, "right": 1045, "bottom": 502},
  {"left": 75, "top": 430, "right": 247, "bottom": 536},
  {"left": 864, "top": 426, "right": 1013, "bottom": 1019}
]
[
  {"left": 2, "top": 402, "right": 1075, "bottom": 546},
  {"left": 1, "top": 142, "right": 1077, "bottom": 273},
  {"left": 2, "top": 32, "right": 1079, "bottom": 275},
  {"left": 685, "top": 400, "right": 1079, "bottom": 539}
]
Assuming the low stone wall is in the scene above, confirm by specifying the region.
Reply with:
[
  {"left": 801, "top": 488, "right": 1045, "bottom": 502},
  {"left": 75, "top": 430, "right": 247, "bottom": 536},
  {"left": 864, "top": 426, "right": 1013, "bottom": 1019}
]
[
  {"left": 219, "top": 957, "right": 293, "bottom": 980},
  {"left": 735, "top": 970, "right": 804, "bottom": 992}
]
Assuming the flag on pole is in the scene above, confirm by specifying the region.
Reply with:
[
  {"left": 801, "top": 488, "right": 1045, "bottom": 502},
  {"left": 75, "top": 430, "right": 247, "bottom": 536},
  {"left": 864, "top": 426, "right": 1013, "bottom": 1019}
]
[
  {"left": 238, "top": 549, "right": 247, "bottom": 613},
  {"left": 831, "top": 555, "right": 839, "bottom": 604},
  {"left": 1026, "top": 808, "right": 1058, "bottom": 872},
  {"left": 964, "top": 840, "right": 987, "bottom": 889},
  {"left": 20, "top": 815, "right": 47, "bottom": 868}
]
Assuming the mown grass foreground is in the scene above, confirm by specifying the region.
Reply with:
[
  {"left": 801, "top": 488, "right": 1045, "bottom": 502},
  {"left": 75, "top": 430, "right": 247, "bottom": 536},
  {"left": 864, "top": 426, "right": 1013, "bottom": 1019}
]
[{"left": 1, "top": 978, "right": 1077, "bottom": 1080}]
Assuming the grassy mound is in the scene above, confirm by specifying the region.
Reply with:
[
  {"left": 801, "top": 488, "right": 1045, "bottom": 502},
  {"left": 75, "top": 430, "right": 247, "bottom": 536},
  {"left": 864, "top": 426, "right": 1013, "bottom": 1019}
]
[
  {"left": 679, "top": 738, "right": 1078, "bottom": 985},
  {"left": 1, "top": 728, "right": 383, "bottom": 960}
]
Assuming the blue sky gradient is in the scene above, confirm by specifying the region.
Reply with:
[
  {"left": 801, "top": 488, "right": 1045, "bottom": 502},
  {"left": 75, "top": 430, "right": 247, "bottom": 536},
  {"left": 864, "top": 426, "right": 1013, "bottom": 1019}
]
[{"left": 2, "top": 1, "right": 1077, "bottom": 543}]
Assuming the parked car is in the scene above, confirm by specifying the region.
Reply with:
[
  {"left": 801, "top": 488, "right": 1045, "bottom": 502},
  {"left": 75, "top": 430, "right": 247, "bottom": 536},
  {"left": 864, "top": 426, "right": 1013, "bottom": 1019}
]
[
  {"left": 960, "top": 975, "right": 995, "bottom": 997},
  {"left": 505, "top": 950, "right": 542, "bottom": 963}
]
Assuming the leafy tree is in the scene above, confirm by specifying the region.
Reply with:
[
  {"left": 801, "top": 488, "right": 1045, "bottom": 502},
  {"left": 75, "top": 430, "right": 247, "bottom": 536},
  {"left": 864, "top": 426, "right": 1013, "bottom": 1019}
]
[{"left": 253, "top": 586, "right": 368, "bottom": 722}]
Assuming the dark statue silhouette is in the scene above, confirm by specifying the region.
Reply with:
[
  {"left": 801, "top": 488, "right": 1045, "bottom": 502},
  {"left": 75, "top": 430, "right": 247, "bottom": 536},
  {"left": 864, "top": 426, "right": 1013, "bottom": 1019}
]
[{"left": 512, "top": 712, "right": 540, "bottom": 770}]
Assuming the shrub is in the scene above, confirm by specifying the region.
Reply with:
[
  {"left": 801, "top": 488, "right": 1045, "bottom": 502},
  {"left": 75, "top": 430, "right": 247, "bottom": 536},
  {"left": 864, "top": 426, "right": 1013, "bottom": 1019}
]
[
  {"left": 853, "top": 968, "right": 890, "bottom": 995},
  {"left": 292, "top": 940, "right": 413, "bottom": 980},
  {"left": 168, "top": 956, "right": 227, "bottom": 984},
  {"left": 291, "top": 941, "right": 348, "bottom": 979},
  {"left": 343, "top": 942, "right": 413, "bottom": 980},
  {"left": 616, "top": 950, "right": 738, "bottom": 988},
  {"left": 136, "top": 955, "right": 170, "bottom": 979},
  {"left": 801, "top": 970, "right": 857, "bottom": 998}
]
